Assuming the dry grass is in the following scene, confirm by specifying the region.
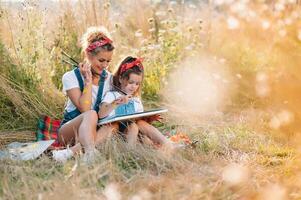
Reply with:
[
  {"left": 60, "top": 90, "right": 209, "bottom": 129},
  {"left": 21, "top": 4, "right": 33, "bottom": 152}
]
[
  {"left": 0, "top": 0, "right": 301, "bottom": 199},
  {"left": 0, "top": 117, "right": 300, "bottom": 199}
]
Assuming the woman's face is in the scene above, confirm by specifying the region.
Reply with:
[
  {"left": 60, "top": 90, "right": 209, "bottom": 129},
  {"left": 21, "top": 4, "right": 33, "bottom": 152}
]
[
  {"left": 120, "top": 73, "right": 142, "bottom": 95},
  {"left": 88, "top": 50, "right": 113, "bottom": 75}
]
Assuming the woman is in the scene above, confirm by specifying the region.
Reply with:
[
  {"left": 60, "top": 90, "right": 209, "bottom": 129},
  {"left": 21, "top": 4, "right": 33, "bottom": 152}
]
[{"left": 53, "top": 26, "right": 115, "bottom": 163}]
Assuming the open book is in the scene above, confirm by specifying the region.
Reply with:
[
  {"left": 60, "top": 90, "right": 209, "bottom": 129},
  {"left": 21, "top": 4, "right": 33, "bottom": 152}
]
[{"left": 98, "top": 108, "right": 168, "bottom": 125}]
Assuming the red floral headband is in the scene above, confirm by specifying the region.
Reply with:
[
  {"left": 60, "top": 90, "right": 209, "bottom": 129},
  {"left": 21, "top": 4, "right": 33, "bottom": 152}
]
[
  {"left": 120, "top": 58, "right": 144, "bottom": 75},
  {"left": 86, "top": 36, "right": 113, "bottom": 52}
]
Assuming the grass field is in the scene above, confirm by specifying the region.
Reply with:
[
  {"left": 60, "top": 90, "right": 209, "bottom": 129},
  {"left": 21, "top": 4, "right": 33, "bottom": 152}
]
[{"left": 0, "top": 0, "right": 301, "bottom": 199}]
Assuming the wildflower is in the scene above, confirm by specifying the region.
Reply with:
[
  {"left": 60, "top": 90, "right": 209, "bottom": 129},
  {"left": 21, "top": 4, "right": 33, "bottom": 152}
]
[
  {"left": 135, "top": 29, "right": 143, "bottom": 37},
  {"left": 148, "top": 17, "right": 154, "bottom": 24},
  {"left": 169, "top": 132, "right": 192, "bottom": 145},
  {"left": 155, "top": 11, "right": 166, "bottom": 17},
  {"left": 169, "top": 1, "right": 177, "bottom": 6},
  {"left": 147, "top": 44, "right": 161, "bottom": 50},
  {"left": 103, "top": 183, "right": 121, "bottom": 200},
  {"left": 261, "top": 20, "right": 270, "bottom": 30},
  {"left": 103, "top": 2, "right": 110, "bottom": 9},
  {"left": 50, "top": 70, "right": 55, "bottom": 77},
  {"left": 167, "top": 8, "right": 173, "bottom": 13},
  {"left": 158, "top": 29, "right": 166, "bottom": 34},
  {"left": 185, "top": 44, "right": 194, "bottom": 50},
  {"left": 148, "top": 28, "right": 156, "bottom": 33},
  {"left": 213, "top": 0, "right": 225, "bottom": 6},
  {"left": 227, "top": 16, "right": 239, "bottom": 30},
  {"left": 230, "top": 2, "right": 247, "bottom": 14},
  {"left": 275, "top": 3, "right": 285, "bottom": 12},
  {"left": 189, "top": 4, "right": 196, "bottom": 9},
  {"left": 160, "top": 20, "right": 170, "bottom": 25},
  {"left": 222, "top": 163, "right": 249, "bottom": 186}
]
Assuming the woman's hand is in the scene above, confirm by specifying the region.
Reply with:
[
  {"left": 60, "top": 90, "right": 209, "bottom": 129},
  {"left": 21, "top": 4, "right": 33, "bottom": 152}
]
[{"left": 79, "top": 62, "right": 92, "bottom": 85}]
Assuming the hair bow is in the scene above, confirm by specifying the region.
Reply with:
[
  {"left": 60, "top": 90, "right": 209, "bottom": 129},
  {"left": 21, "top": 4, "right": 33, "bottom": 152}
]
[
  {"left": 86, "top": 37, "right": 113, "bottom": 52},
  {"left": 120, "top": 58, "right": 144, "bottom": 75}
]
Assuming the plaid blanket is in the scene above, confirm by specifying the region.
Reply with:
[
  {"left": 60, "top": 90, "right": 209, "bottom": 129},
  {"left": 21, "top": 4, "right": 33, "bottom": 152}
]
[{"left": 36, "top": 116, "right": 62, "bottom": 148}]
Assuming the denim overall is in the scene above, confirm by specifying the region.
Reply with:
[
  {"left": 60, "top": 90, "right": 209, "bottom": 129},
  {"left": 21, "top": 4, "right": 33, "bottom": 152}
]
[
  {"left": 60, "top": 67, "right": 107, "bottom": 127},
  {"left": 115, "top": 100, "right": 136, "bottom": 116},
  {"left": 113, "top": 99, "right": 137, "bottom": 133}
]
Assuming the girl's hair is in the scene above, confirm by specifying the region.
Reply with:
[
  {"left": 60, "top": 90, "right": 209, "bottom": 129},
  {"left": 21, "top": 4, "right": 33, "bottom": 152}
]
[
  {"left": 113, "top": 56, "right": 144, "bottom": 96},
  {"left": 81, "top": 26, "right": 114, "bottom": 56}
]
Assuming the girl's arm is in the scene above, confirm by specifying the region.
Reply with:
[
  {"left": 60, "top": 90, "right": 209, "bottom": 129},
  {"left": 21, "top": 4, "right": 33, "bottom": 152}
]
[{"left": 98, "top": 95, "right": 131, "bottom": 118}]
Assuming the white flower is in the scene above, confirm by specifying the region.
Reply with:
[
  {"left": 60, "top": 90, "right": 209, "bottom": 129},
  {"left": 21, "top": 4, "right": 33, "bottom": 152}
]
[
  {"left": 135, "top": 29, "right": 143, "bottom": 37},
  {"left": 103, "top": 183, "right": 121, "bottom": 200},
  {"left": 155, "top": 11, "right": 166, "bottom": 16},
  {"left": 188, "top": 4, "right": 196, "bottom": 9},
  {"left": 227, "top": 16, "right": 239, "bottom": 30},
  {"left": 222, "top": 163, "right": 249, "bottom": 186},
  {"left": 275, "top": 3, "right": 285, "bottom": 12},
  {"left": 261, "top": 20, "right": 270, "bottom": 30},
  {"left": 213, "top": 0, "right": 225, "bottom": 6}
]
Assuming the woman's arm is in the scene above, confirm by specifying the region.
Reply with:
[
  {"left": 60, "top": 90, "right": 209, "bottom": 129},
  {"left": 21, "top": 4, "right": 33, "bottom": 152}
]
[
  {"left": 98, "top": 101, "right": 117, "bottom": 118},
  {"left": 66, "top": 62, "right": 93, "bottom": 112},
  {"left": 66, "top": 82, "right": 92, "bottom": 112}
]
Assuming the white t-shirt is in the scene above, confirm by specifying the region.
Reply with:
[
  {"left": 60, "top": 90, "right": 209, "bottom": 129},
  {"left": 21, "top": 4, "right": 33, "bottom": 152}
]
[
  {"left": 62, "top": 69, "right": 112, "bottom": 112},
  {"left": 101, "top": 91, "right": 144, "bottom": 118}
]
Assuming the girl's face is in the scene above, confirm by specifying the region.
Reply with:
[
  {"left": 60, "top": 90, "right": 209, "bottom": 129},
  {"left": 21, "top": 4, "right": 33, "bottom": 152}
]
[
  {"left": 120, "top": 73, "right": 142, "bottom": 95},
  {"left": 87, "top": 50, "right": 113, "bottom": 74}
]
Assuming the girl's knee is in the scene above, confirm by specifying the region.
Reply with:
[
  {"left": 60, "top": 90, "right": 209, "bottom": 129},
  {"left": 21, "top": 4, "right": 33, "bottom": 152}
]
[
  {"left": 130, "top": 122, "right": 138, "bottom": 129},
  {"left": 83, "top": 110, "right": 98, "bottom": 122},
  {"left": 128, "top": 123, "right": 139, "bottom": 134},
  {"left": 136, "top": 119, "right": 148, "bottom": 126}
]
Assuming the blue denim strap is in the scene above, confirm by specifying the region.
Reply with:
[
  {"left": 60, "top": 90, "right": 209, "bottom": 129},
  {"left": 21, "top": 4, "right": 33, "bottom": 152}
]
[
  {"left": 94, "top": 70, "right": 107, "bottom": 113},
  {"left": 74, "top": 67, "right": 84, "bottom": 91}
]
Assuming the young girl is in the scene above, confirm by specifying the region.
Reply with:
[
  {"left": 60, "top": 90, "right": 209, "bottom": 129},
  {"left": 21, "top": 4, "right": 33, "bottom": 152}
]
[
  {"left": 99, "top": 56, "right": 173, "bottom": 148},
  {"left": 52, "top": 26, "right": 115, "bottom": 163}
]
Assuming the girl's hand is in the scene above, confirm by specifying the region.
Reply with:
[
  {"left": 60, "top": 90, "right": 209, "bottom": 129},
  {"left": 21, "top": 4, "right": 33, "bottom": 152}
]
[
  {"left": 79, "top": 62, "right": 92, "bottom": 84},
  {"left": 113, "top": 95, "right": 132, "bottom": 105},
  {"left": 143, "top": 115, "right": 163, "bottom": 123}
]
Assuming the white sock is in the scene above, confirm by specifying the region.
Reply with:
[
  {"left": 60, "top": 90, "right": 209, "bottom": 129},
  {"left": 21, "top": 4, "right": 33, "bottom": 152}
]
[{"left": 52, "top": 148, "right": 74, "bottom": 163}]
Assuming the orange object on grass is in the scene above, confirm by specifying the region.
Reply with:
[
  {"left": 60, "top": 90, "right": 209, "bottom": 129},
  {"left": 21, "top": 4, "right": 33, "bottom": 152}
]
[{"left": 169, "top": 132, "right": 192, "bottom": 145}]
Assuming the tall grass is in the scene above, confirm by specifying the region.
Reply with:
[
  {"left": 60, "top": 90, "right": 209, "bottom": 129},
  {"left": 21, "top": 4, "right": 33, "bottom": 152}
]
[{"left": 0, "top": 0, "right": 301, "bottom": 199}]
